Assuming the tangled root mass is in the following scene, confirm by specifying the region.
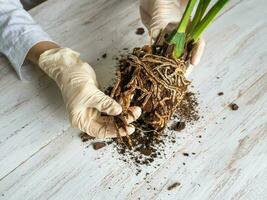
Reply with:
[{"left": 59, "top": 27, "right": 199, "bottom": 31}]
[{"left": 111, "top": 46, "right": 190, "bottom": 133}]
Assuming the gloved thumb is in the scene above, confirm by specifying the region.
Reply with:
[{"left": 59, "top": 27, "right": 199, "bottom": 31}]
[
  {"left": 89, "top": 89, "right": 122, "bottom": 116},
  {"left": 190, "top": 38, "right": 205, "bottom": 66}
]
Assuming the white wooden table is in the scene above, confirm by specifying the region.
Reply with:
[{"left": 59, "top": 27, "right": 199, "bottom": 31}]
[{"left": 0, "top": 0, "right": 267, "bottom": 199}]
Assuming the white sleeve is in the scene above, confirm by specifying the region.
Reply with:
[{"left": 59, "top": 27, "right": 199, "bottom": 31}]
[{"left": 0, "top": 0, "right": 53, "bottom": 79}]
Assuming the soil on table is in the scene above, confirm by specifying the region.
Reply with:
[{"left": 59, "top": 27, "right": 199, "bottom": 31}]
[
  {"left": 106, "top": 89, "right": 199, "bottom": 168},
  {"left": 80, "top": 82, "right": 199, "bottom": 169},
  {"left": 81, "top": 27, "right": 201, "bottom": 170},
  {"left": 81, "top": 40, "right": 200, "bottom": 169},
  {"left": 167, "top": 182, "right": 181, "bottom": 190},
  {"left": 229, "top": 103, "right": 239, "bottom": 110},
  {"left": 136, "top": 27, "right": 145, "bottom": 35}
]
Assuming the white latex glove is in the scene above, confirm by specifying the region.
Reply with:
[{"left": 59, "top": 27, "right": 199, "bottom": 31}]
[
  {"left": 39, "top": 48, "right": 141, "bottom": 138},
  {"left": 140, "top": 0, "right": 205, "bottom": 67}
]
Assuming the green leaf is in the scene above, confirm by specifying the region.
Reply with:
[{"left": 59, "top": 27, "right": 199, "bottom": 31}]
[
  {"left": 169, "top": 0, "right": 198, "bottom": 58},
  {"left": 177, "top": 0, "right": 198, "bottom": 33},
  {"left": 189, "top": 0, "right": 230, "bottom": 42},
  {"left": 189, "top": 0, "right": 212, "bottom": 33},
  {"left": 171, "top": 32, "right": 186, "bottom": 58}
]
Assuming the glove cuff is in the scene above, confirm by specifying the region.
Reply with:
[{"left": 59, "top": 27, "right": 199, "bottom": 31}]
[
  {"left": 39, "top": 47, "right": 80, "bottom": 71},
  {"left": 38, "top": 48, "right": 82, "bottom": 85}
]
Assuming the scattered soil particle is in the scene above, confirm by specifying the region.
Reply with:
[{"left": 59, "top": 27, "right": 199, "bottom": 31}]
[
  {"left": 80, "top": 132, "right": 94, "bottom": 142},
  {"left": 92, "top": 142, "right": 106, "bottom": 150},
  {"left": 182, "top": 162, "right": 186, "bottom": 165},
  {"left": 173, "top": 121, "right": 186, "bottom": 131},
  {"left": 143, "top": 45, "right": 152, "bottom": 53},
  {"left": 218, "top": 92, "right": 224, "bottom": 96},
  {"left": 102, "top": 53, "right": 107, "bottom": 58},
  {"left": 167, "top": 182, "right": 181, "bottom": 190},
  {"left": 140, "top": 148, "right": 153, "bottom": 156},
  {"left": 192, "top": 152, "right": 196, "bottom": 155},
  {"left": 87, "top": 51, "right": 200, "bottom": 172},
  {"left": 174, "top": 92, "right": 200, "bottom": 124},
  {"left": 216, "top": 76, "right": 220, "bottom": 79},
  {"left": 104, "top": 91, "right": 199, "bottom": 169},
  {"left": 136, "top": 27, "right": 145, "bottom": 35},
  {"left": 229, "top": 103, "right": 239, "bottom": 111}
]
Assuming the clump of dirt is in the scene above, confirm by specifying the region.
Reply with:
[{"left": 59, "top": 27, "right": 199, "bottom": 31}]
[
  {"left": 172, "top": 121, "right": 186, "bottom": 131},
  {"left": 82, "top": 27, "right": 201, "bottom": 169},
  {"left": 167, "top": 182, "right": 181, "bottom": 190},
  {"left": 80, "top": 85, "right": 199, "bottom": 168},
  {"left": 174, "top": 92, "right": 200, "bottom": 124},
  {"left": 218, "top": 92, "right": 224, "bottom": 96},
  {"left": 102, "top": 50, "right": 200, "bottom": 165},
  {"left": 229, "top": 103, "right": 239, "bottom": 110},
  {"left": 183, "top": 152, "right": 189, "bottom": 157},
  {"left": 102, "top": 53, "right": 107, "bottom": 58},
  {"left": 80, "top": 132, "right": 94, "bottom": 142},
  {"left": 107, "top": 90, "right": 199, "bottom": 167},
  {"left": 136, "top": 27, "right": 145, "bottom": 35},
  {"left": 92, "top": 142, "right": 106, "bottom": 150}
]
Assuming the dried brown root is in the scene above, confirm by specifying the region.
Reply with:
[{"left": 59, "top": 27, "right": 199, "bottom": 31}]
[
  {"left": 114, "top": 115, "right": 133, "bottom": 148},
  {"left": 111, "top": 46, "right": 190, "bottom": 135}
]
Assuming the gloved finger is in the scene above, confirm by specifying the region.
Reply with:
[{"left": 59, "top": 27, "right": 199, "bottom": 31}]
[
  {"left": 87, "top": 118, "right": 135, "bottom": 139},
  {"left": 190, "top": 38, "right": 205, "bottom": 66},
  {"left": 86, "top": 87, "right": 122, "bottom": 116},
  {"left": 142, "top": 0, "right": 182, "bottom": 40},
  {"left": 123, "top": 106, "right": 142, "bottom": 124},
  {"left": 184, "top": 64, "right": 194, "bottom": 79},
  {"left": 139, "top": 0, "right": 153, "bottom": 31},
  {"left": 68, "top": 107, "right": 98, "bottom": 132}
]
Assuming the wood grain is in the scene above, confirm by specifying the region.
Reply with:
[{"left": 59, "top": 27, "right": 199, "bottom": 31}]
[{"left": 0, "top": 0, "right": 266, "bottom": 199}]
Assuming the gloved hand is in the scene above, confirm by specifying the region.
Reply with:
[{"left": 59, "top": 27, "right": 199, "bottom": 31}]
[
  {"left": 39, "top": 48, "right": 141, "bottom": 138},
  {"left": 139, "top": 0, "right": 205, "bottom": 66}
]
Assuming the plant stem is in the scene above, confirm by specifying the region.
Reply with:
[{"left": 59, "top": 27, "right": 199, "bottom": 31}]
[
  {"left": 169, "top": 0, "right": 198, "bottom": 58},
  {"left": 189, "top": 0, "right": 230, "bottom": 42},
  {"left": 189, "top": 0, "right": 212, "bottom": 33}
]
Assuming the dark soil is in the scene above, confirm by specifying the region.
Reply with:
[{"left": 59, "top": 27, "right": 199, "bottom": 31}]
[
  {"left": 167, "top": 182, "right": 181, "bottom": 190},
  {"left": 229, "top": 103, "right": 239, "bottom": 110},
  {"left": 183, "top": 153, "right": 189, "bottom": 157},
  {"left": 102, "top": 53, "right": 107, "bottom": 58},
  {"left": 136, "top": 27, "right": 145, "bottom": 35},
  {"left": 111, "top": 46, "right": 190, "bottom": 132},
  {"left": 218, "top": 92, "right": 224, "bottom": 96},
  {"left": 172, "top": 121, "right": 186, "bottom": 131},
  {"left": 83, "top": 32, "right": 199, "bottom": 170},
  {"left": 80, "top": 132, "right": 94, "bottom": 142},
  {"left": 92, "top": 142, "right": 106, "bottom": 150},
  {"left": 108, "top": 90, "right": 199, "bottom": 167},
  {"left": 94, "top": 75, "right": 200, "bottom": 170},
  {"left": 174, "top": 92, "right": 200, "bottom": 124}
]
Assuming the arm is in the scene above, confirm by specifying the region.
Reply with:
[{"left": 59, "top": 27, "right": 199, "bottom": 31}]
[
  {"left": 26, "top": 41, "right": 59, "bottom": 65},
  {"left": 0, "top": 0, "right": 141, "bottom": 138},
  {"left": 0, "top": 0, "right": 56, "bottom": 78}
]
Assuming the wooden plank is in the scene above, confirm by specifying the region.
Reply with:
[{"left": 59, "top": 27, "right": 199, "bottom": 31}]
[
  {"left": 0, "top": 0, "right": 145, "bottom": 180},
  {"left": 0, "top": 0, "right": 267, "bottom": 199}
]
